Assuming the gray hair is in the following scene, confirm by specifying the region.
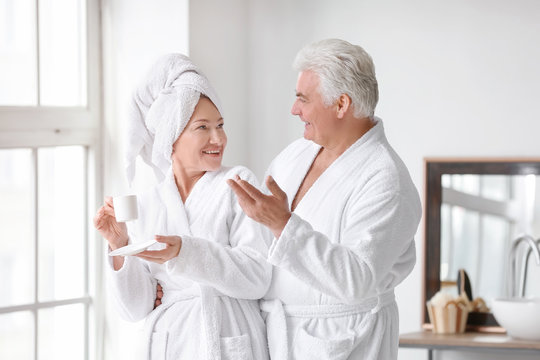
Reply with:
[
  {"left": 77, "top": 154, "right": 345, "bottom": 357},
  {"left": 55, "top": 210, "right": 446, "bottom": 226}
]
[{"left": 293, "top": 39, "right": 378, "bottom": 119}]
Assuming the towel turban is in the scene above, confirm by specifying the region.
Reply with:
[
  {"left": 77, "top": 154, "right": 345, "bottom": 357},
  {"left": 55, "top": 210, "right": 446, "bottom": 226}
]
[{"left": 125, "top": 54, "right": 223, "bottom": 184}]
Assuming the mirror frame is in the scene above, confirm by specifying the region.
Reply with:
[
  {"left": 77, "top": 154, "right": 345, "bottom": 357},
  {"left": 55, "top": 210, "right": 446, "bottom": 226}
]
[{"left": 423, "top": 158, "right": 540, "bottom": 331}]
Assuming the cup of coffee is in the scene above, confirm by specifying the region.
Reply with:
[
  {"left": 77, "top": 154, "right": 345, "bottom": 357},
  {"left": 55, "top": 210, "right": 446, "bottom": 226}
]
[{"left": 113, "top": 194, "right": 138, "bottom": 222}]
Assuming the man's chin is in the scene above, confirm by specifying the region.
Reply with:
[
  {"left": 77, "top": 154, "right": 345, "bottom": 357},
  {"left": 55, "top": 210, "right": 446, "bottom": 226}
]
[{"left": 303, "top": 132, "right": 314, "bottom": 142}]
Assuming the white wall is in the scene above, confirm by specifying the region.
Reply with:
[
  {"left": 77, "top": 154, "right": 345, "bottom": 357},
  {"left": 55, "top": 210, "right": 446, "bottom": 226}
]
[
  {"left": 189, "top": 0, "right": 250, "bottom": 167},
  {"left": 101, "top": 1, "right": 189, "bottom": 359},
  {"left": 242, "top": 1, "right": 540, "bottom": 359},
  {"left": 102, "top": 0, "right": 540, "bottom": 359}
]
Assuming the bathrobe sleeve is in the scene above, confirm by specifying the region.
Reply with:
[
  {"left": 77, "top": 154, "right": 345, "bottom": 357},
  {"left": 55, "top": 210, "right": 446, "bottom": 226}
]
[
  {"left": 106, "top": 237, "right": 158, "bottom": 322},
  {"left": 267, "top": 170, "right": 421, "bottom": 304},
  {"left": 167, "top": 168, "right": 272, "bottom": 299}
]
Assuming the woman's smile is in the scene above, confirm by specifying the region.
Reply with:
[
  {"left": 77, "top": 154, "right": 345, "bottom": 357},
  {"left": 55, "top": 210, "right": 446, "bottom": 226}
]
[{"left": 202, "top": 148, "right": 223, "bottom": 156}]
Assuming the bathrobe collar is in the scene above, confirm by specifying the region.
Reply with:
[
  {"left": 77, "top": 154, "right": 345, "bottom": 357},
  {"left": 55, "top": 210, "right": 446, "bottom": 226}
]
[
  {"left": 157, "top": 167, "right": 229, "bottom": 234},
  {"left": 290, "top": 117, "right": 386, "bottom": 214},
  {"left": 158, "top": 168, "right": 192, "bottom": 236}
]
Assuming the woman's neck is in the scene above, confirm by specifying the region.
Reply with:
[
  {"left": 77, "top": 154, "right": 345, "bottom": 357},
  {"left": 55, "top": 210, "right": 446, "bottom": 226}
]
[{"left": 173, "top": 164, "right": 205, "bottom": 202}]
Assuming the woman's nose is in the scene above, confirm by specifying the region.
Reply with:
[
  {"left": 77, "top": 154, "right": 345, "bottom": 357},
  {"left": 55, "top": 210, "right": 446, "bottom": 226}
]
[{"left": 210, "top": 130, "right": 224, "bottom": 144}]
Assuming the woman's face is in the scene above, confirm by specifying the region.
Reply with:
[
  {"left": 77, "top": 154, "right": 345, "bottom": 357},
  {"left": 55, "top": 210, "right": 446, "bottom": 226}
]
[{"left": 172, "top": 97, "right": 227, "bottom": 173}]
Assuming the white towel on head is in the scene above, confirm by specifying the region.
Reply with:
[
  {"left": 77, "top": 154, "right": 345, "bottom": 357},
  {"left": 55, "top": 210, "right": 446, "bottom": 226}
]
[{"left": 125, "top": 53, "right": 223, "bottom": 185}]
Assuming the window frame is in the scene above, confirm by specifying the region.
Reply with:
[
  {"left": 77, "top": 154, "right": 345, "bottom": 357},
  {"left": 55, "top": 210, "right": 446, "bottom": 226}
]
[{"left": 0, "top": 0, "right": 103, "bottom": 359}]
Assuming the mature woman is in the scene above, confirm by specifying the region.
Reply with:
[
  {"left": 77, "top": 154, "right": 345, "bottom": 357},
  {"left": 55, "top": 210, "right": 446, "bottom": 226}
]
[{"left": 94, "top": 54, "right": 271, "bottom": 360}]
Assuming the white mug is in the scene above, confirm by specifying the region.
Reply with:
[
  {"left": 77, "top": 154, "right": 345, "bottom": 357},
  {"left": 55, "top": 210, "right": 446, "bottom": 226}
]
[{"left": 113, "top": 194, "right": 138, "bottom": 222}]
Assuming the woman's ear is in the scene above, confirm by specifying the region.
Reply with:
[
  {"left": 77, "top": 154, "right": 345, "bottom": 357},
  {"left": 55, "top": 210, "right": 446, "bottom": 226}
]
[{"left": 336, "top": 94, "right": 352, "bottom": 119}]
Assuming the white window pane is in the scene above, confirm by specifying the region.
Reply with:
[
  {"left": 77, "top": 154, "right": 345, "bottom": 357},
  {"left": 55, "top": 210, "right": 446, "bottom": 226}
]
[
  {"left": 0, "top": 149, "right": 35, "bottom": 307},
  {"left": 0, "top": 0, "right": 38, "bottom": 105},
  {"left": 38, "top": 146, "right": 85, "bottom": 301},
  {"left": 38, "top": 304, "right": 84, "bottom": 360},
  {"left": 479, "top": 214, "right": 509, "bottom": 304},
  {"left": 39, "top": 0, "right": 86, "bottom": 106},
  {"left": 451, "top": 174, "right": 480, "bottom": 196},
  {"left": 441, "top": 174, "right": 451, "bottom": 188},
  {"left": 450, "top": 207, "right": 480, "bottom": 281},
  {"left": 481, "top": 175, "right": 510, "bottom": 201},
  {"left": 440, "top": 203, "right": 451, "bottom": 280},
  {"left": 0, "top": 311, "right": 34, "bottom": 360}
]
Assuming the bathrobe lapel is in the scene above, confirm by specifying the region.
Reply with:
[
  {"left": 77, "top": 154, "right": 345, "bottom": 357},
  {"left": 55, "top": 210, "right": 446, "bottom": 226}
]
[
  {"left": 158, "top": 170, "right": 192, "bottom": 237},
  {"left": 157, "top": 169, "right": 223, "bottom": 360},
  {"left": 286, "top": 122, "right": 384, "bottom": 230},
  {"left": 272, "top": 141, "right": 321, "bottom": 210},
  {"left": 184, "top": 170, "right": 223, "bottom": 227}
]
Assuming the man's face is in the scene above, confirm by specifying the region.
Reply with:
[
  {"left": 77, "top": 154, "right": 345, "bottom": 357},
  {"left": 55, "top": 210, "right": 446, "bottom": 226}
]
[{"left": 291, "top": 70, "right": 336, "bottom": 146}]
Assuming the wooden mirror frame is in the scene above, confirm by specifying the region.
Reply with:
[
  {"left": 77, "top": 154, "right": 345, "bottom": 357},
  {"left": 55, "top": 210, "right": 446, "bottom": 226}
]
[{"left": 423, "top": 158, "right": 540, "bottom": 331}]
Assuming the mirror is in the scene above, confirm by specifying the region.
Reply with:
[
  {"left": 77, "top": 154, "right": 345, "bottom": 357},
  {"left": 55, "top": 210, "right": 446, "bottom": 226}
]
[{"left": 423, "top": 158, "right": 540, "bottom": 331}]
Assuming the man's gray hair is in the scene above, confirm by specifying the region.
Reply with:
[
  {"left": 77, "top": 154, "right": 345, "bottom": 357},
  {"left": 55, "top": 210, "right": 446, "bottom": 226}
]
[{"left": 293, "top": 39, "right": 378, "bottom": 119}]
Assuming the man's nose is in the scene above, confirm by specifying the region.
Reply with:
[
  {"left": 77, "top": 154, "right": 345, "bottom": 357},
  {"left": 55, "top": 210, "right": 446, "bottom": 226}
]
[{"left": 291, "top": 101, "right": 300, "bottom": 115}]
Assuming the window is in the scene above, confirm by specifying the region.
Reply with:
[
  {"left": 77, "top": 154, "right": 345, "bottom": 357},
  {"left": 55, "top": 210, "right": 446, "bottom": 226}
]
[
  {"left": 0, "top": 1, "right": 101, "bottom": 359},
  {"left": 0, "top": 0, "right": 87, "bottom": 106},
  {"left": 439, "top": 174, "right": 533, "bottom": 303}
]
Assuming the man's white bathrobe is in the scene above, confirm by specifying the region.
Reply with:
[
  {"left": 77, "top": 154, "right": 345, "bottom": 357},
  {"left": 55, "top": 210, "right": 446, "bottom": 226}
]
[
  {"left": 108, "top": 166, "right": 272, "bottom": 360},
  {"left": 261, "top": 119, "right": 421, "bottom": 360}
]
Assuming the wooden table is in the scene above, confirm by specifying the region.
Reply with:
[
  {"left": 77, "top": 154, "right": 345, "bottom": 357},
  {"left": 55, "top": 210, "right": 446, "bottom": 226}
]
[{"left": 399, "top": 331, "right": 540, "bottom": 359}]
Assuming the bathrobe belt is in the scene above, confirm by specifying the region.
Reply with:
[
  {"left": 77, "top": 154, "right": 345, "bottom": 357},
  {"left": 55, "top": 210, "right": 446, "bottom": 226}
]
[
  {"left": 260, "top": 290, "right": 395, "bottom": 360},
  {"left": 145, "top": 285, "right": 226, "bottom": 360}
]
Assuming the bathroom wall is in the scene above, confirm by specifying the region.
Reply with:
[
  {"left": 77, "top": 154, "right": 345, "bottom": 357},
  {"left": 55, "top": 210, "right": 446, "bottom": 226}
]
[
  {"left": 102, "top": 0, "right": 540, "bottom": 359},
  {"left": 101, "top": 1, "right": 189, "bottom": 359},
  {"left": 236, "top": 1, "right": 540, "bottom": 359},
  {"left": 188, "top": 0, "right": 250, "bottom": 167}
]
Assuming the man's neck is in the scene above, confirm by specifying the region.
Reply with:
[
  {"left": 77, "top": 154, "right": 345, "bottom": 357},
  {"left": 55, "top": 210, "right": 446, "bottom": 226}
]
[{"left": 321, "top": 116, "right": 375, "bottom": 159}]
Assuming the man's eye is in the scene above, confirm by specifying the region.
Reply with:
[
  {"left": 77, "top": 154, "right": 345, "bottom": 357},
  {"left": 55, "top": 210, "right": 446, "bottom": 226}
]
[{"left": 218, "top": 123, "right": 224, "bottom": 129}]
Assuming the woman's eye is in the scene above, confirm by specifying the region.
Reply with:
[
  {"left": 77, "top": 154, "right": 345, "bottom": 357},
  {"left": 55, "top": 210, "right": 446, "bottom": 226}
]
[
  {"left": 217, "top": 123, "right": 224, "bottom": 129},
  {"left": 197, "top": 125, "right": 207, "bottom": 130}
]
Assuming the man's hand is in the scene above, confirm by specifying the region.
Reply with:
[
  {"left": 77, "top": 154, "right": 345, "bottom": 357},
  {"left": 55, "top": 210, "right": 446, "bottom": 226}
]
[{"left": 227, "top": 175, "right": 291, "bottom": 238}]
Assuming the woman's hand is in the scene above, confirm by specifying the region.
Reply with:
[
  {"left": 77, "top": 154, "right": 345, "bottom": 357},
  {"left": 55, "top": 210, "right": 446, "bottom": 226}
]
[
  {"left": 154, "top": 283, "right": 163, "bottom": 309},
  {"left": 135, "top": 235, "right": 182, "bottom": 264},
  {"left": 93, "top": 196, "right": 129, "bottom": 250}
]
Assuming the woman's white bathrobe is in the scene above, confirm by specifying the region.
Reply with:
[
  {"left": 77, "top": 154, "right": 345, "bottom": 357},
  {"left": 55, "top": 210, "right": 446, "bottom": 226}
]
[
  {"left": 108, "top": 166, "right": 272, "bottom": 360},
  {"left": 261, "top": 119, "right": 421, "bottom": 360}
]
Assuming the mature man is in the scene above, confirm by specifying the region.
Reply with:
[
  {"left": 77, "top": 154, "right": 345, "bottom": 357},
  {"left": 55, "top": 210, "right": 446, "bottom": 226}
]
[{"left": 228, "top": 39, "right": 421, "bottom": 359}]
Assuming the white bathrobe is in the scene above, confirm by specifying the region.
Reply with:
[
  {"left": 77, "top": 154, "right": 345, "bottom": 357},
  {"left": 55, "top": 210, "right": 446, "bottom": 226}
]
[
  {"left": 108, "top": 166, "right": 272, "bottom": 360},
  {"left": 261, "top": 119, "right": 421, "bottom": 360}
]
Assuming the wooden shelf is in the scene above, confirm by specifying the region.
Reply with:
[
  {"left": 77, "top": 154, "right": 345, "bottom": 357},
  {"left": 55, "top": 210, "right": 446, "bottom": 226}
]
[{"left": 399, "top": 331, "right": 540, "bottom": 357}]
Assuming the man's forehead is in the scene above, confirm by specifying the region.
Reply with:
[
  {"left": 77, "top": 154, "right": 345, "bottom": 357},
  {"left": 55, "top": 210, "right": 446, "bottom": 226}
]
[{"left": 296, "top": 70, "right": 320, "bottom": 94}]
